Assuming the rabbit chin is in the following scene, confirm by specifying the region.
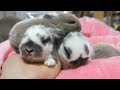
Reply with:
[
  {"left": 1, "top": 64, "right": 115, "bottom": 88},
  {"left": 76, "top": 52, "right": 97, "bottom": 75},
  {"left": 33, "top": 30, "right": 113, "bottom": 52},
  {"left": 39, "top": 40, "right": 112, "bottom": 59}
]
[
  {"left": 21, "top": 54, "right": 49, "bottom": 64},
  {"left": 58, "top": 53, "right": 89, "bottom": 70}
]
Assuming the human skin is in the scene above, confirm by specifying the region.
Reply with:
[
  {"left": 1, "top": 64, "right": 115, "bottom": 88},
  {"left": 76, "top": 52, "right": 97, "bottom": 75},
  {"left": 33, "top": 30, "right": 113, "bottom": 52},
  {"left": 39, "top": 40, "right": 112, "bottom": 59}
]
[{"left": 0, "top": 55, "right": 61, "bottom": 79}]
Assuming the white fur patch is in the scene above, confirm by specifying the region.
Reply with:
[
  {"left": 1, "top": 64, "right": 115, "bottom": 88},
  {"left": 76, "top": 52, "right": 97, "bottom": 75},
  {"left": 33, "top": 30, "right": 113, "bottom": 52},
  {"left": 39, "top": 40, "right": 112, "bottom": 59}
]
[
  {"left": 44, "top": 59, "right": 56, "bottom": 66},
  {"left": 58, "top": 32, "right": 93, "bottom": 62},
  {"left": 24, "top": 25, "right": 50, "bottom": 45},
  {"left": 19, "top": 25, "right": 54, "bottom": 60}
]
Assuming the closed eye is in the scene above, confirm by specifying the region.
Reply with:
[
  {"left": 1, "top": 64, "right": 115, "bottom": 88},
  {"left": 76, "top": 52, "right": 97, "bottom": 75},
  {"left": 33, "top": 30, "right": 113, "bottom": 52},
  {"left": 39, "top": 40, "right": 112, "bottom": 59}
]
[
  {"left": 63, "top": 46, "right": 72, "bottom": 59},
  {"left": 68, "top": 21, "right": 75, "bottom": 24},
  {"left": 42, "top": 37, "right": 51, "bottom": 44}
]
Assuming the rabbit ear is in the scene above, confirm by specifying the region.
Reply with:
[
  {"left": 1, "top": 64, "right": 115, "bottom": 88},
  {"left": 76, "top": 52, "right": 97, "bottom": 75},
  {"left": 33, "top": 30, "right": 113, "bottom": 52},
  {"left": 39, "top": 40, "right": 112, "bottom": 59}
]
[
  {"left": 49, "top": 28, "right": 66, "bottom": 39},
  {"left": 26, "top": 12, "right": 44, "bottom": 18},
  {"left": 92, "top": 48, "right": 102, "bottom": 59},
  {"left": 26, "top": 12, "right": 35, "bottom": 18}
]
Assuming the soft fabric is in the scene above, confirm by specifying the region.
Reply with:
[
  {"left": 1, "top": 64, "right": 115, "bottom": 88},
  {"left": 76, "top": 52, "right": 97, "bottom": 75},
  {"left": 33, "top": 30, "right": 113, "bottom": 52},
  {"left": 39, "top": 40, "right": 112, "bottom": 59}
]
[
  {"left": 80, "top": 16, "right": 120, "bottom": 37},
  {"left": 56, "top": 57, "right": 120, "bottom": 79},
  {"left": 56, "top": 35, "right": 120, "bottom": 79},
  {"left": 56, "top": 17, "right": 120, "bottom": 79},
  {"left": 0, "top": 40, "right": 12, "bottom": 75},
  {"left": 1, "top": 16, "right": 120, "bottom": 79}
]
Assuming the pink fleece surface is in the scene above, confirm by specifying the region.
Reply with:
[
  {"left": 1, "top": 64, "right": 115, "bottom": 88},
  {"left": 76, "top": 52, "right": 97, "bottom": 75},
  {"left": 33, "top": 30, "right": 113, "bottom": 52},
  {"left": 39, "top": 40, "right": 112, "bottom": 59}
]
[
  {"left": 1, "top": 16, "right": 120, "bottom": 79},
  {"left": 80, "top": 17, "right": 120, "bottom": 37},
  {"left": 56, "top": 35, "right": 120, "bottom": 79}
]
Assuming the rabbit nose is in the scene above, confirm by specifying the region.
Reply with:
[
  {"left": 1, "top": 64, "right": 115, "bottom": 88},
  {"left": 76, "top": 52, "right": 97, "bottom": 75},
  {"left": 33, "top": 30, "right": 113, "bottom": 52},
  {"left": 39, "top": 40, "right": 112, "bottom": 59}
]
[{"left": 25, "top": 47, "right": 33, "bottom": 53}]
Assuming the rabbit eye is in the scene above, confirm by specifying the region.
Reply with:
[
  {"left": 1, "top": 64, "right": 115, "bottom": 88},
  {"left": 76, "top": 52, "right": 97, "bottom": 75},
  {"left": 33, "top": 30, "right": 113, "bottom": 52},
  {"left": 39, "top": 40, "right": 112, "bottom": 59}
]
[
  {"left": 68, "top": 21, "right": 75, "bottom": 24},
  {"left": 41, "top": 37, "right": 51, "bottom": 45},
  {"left": 63, "top": 46, "right": 72, "bottom": 59},
  {"left": 84, "top": 45, "right": 89, "bottom": 55}
]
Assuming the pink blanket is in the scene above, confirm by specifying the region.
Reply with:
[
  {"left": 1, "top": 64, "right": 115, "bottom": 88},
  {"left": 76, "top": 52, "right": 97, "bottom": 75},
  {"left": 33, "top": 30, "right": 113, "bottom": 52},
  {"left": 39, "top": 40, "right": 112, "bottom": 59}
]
[{"left": 1, "top": 16, "right": 120, "bottom": 79}]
